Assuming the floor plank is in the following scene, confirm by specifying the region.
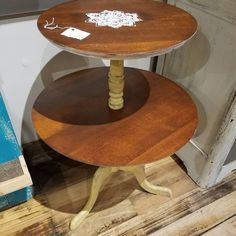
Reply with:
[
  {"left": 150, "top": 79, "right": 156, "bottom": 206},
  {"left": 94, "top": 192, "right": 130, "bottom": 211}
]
[
  {"left": 98, "top": 173, "right": 236, "bottom": 236},
  {"left": 149, "top": 191, "right": 236, "bottom": 236},
  {"left": 0, "top": 141, "right": 236, "bottom": 236},
  {"left": 202, "top": 215, "right": 236, "bottom": 236}
]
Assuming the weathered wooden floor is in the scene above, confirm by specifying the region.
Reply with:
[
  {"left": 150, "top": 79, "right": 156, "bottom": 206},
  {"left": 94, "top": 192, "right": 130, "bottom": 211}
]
[{"left": 0, "top": 141, "right": 236, "bottom": 236}]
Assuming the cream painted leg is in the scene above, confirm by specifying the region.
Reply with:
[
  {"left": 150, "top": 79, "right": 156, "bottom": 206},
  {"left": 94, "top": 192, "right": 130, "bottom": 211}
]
[
  {"left": 120, "top": 166, "right": 172, "bottom": 197},
  {"left": 108, "top": 60, "right": 125, "bottom": 110},
  {"left": 70, "top": 167, "right": 115, "bottom": 230},
  {"left": 70, "top": 165, "right": 171, "bottom": 230}
]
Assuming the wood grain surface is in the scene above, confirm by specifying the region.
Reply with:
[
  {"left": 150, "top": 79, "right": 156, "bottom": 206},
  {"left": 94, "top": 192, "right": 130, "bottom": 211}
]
[
  {"left": 37, "top": 0, "right": 197, "bottom": 59},
  {"left": 32, "top": 68, "right": 197, "bottom": 166}
]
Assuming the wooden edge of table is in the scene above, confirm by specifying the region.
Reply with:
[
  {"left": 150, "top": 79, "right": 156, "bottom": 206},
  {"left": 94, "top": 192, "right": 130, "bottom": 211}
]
[{"left": 45, "top": 28, "right": 198, "bottom": 60}]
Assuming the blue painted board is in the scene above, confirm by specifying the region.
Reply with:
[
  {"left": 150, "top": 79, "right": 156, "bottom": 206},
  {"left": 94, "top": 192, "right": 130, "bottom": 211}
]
[
  {"left": 0, "top": 186, "right": 33, "bottom": 211},
  {"left": 0, "top": 94, "right": 33, "bottom": 210},
  {"left": 0, "top": 94, "right": 21, "bottom": 163}
]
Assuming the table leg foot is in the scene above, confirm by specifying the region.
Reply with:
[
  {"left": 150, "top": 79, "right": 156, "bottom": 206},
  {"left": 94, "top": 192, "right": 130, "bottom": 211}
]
[
  {"left": 120, "top": 166, "right": 172, "bottom": 197},
  {"left": 70, "top": 167, "right": 114, "bottom": 230}
]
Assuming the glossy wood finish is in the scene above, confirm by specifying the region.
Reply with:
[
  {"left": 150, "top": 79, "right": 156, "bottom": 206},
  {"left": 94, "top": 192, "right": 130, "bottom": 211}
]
[
  {"left": 32, "top": 68, "right": 197, "bottom": 166},
  {"left": 37, "top": 0, "right": 197, "bottom": 59}
]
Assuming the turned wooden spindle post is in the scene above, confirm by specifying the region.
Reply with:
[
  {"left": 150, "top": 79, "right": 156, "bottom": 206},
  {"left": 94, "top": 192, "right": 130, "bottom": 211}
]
[{"left": 108, "top": 60, "right": 125, "bottom": 110}]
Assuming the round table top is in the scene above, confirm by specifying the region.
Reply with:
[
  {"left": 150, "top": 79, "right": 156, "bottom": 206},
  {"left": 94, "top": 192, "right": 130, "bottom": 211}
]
[
  {"left": 37, "top": 0, "right": 197, "bottom": 59},
  {"left": 32, "top": 68, "right": 198, "bottom": 166}
]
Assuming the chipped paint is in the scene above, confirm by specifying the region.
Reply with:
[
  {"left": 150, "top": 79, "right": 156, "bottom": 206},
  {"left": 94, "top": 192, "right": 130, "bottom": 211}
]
[
  {"left": 0, "top": 94, "right": 32, "bottom": 209},
  {"left": 0, "top": 186, "right": 33, "bottom": 210},
  {"left": 0, "top": 95, "right": 21, "bottom": 163}
]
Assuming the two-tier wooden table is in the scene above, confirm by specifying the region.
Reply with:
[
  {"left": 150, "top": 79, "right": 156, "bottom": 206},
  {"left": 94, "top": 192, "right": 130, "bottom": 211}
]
[{"left": 34, "top": 0, "right": 198, "bottom": 230}]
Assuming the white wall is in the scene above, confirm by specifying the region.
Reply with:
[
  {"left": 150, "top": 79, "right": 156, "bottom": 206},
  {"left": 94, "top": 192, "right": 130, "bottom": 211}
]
[
  {"left": 162, "top": 0, "right": 236, "bottom": 186},
  {"left": 0, "top": 16, "right": 150, "bottom": 145}
]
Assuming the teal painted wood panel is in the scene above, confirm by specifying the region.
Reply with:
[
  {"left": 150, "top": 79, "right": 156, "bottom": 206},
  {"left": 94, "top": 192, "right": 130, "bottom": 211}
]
[
  {"left": 0, "top": 186, "right": 33, "bottom": 211},
  {"left": 0, "top": 94, "right": 21, "bottom": 164},
  {"left": 0, "top": 93, "right": 33, "bottom": 210}
]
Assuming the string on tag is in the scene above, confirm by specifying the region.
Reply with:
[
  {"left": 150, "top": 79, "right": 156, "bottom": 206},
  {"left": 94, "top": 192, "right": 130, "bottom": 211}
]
[{"left": 44, "top": 17, "right": 69, "bottom": 30}]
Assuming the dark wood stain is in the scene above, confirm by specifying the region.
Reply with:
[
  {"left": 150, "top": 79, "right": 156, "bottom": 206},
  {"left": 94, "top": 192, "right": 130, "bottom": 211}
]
[
  {"left": 34, "top": 68, "right": 150, "bottom": 125},
  {"left": 37, "top": 0, "right": 198, "bottom": 58},
  {"left": 32, "top": 68, "right": 198, "bottom": 166}
]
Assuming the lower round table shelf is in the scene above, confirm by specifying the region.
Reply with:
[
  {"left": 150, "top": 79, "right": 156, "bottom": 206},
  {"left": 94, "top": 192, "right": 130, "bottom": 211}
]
[
  {"left": 32, "top": 67, "right": 197, "bottom": 229},
  {"left": 32, "top": 67, "right": 197, "bottom": 166}
]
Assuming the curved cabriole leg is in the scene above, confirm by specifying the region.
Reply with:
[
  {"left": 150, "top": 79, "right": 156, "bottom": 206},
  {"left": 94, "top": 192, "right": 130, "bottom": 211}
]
[
  {"left": 70, "top": 165, "right": 172, "bottom": 230},
  {"left": 70, "top": 167, "right": 114, "bottom": 230},
  {"left": 120, "top": 166, "right": 172, "bottom": 197}
]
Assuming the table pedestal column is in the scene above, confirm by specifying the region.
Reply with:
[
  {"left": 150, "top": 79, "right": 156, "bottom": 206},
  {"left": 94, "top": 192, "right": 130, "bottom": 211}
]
[
  {"left": 70, "top": 165, "right": 172, "bottom": 230},
  {"left": 108, "top": 60, "right": 125, "bottom": 110}
]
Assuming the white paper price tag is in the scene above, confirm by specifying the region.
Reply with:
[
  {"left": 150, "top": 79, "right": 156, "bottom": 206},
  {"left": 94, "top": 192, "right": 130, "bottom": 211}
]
[{"left": 61, "top": 27, "right": 90, "bottom": 40}]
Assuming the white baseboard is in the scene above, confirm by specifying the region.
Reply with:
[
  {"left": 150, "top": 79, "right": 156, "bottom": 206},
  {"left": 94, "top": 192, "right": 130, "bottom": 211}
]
[{"left": 0, "top": 155, "right": 33, "bottom": 196}]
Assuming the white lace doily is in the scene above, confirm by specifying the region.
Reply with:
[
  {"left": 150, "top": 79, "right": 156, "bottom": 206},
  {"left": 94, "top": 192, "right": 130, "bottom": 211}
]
[{"left": 86, "top": 10, "right": 142, "bottom": 29}]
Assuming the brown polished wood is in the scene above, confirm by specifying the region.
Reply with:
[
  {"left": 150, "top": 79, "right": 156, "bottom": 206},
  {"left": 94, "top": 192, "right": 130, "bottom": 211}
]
[
  {"left": 37, "top": 0, "right": 197, "bottom": 59},
  {"left": 32, "top": 68, "right": 198, "bottom": 166}
]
